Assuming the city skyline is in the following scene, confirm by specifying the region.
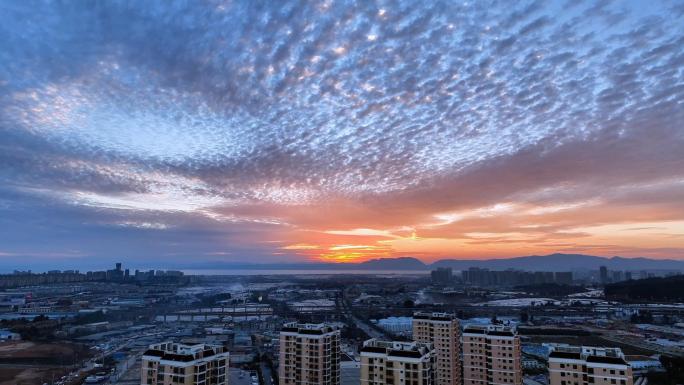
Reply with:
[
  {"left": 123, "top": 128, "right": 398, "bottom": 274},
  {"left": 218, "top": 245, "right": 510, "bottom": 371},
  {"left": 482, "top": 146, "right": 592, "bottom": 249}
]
[{"left": 1, "top": 0, "right": 684, "bottom": 269}]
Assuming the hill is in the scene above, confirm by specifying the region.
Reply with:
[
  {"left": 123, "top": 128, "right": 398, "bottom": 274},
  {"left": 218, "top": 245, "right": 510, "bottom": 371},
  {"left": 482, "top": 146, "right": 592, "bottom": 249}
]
[
  {"left": 430, "top": 253, "right": 684, "bottom": 272},
  {"left": 355, "top": 257, "right": 427, "bottom": 270},
  {"left": 184, "top": 253, "right": 684, "bottom": 272}
]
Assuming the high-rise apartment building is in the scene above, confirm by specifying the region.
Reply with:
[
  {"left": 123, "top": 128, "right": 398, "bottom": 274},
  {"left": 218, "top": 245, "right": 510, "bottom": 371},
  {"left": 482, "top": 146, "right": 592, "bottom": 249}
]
[
  {"left": 279, "top": 322, "right": 341, "bottom": 385},
  {"left": 462, "top": 324, "right": 522, "bottom": 385},
  {"left": 548, "top": 345, "right": 633, "bottom": 385},
  {"left": 431, "top": 268, "right": 454, "bottom": 285},
  {"left": 413, "top": 312, "right": 461, "bottom": 385},
  {"left": 360, "top": 339, "right": 435, "bottom": 385},
  {"left": 599, "top": 266, "right": 609, "bottom": 284},
  {"left": 462, "top": 268, "right": 574, "bottom": 287},
  {"left": 141, "top": 342, "right": 229, "bottom": 385},
  {"left": 554, "top": 272, "right": 573, "bottom": 285}
]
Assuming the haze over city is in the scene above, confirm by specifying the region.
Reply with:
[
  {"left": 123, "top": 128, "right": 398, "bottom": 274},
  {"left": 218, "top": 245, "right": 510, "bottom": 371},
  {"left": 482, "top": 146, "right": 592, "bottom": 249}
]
[{"left": 1, "top": 0, "right": 683, "bottom": 271}]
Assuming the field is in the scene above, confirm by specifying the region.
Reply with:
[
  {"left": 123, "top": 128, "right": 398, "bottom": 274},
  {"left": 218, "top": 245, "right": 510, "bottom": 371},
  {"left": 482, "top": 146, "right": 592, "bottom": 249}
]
[
  {"left": 526, "top": 334, "right": 654, "bottom": 355},
  {"left": 0, "top": 341, "right": 90, "bottom": 385}
]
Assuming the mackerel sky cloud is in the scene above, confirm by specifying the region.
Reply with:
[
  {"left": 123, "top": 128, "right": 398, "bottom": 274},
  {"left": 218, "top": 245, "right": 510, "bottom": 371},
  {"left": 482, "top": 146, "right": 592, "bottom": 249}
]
[{"left": 0, "top": 0, "right": 683, "bottom": 269}]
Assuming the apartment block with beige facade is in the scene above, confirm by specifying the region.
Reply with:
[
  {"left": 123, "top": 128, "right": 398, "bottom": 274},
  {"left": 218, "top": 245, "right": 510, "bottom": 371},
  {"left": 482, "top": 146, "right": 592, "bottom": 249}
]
[
  {"left": 279, "top": 322, "right": 340, "bottom": 385},
  {"left": 141, "top": 342, "right": 229, "bottom": 385},
  {"left": 413, "top": 312, "right": 461, "bottom": 385},
  {"left": 462, "top": 324, "right": 522, "bottom": 385},
  {"left": 548, "top": 345, "right": 633, "bottom": 385},
  {"left": 360, "top": 339, "right": 435, "bottom": 385}
]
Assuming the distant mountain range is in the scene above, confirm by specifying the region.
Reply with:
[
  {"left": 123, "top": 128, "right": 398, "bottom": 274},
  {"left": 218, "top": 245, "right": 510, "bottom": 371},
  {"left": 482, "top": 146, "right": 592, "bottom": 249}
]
[
  {"left": 199, "top": 253, "right": 684, "bottom": 272},
  {"left": 429, "top": 253, "right": 684, "bottom": 272}
]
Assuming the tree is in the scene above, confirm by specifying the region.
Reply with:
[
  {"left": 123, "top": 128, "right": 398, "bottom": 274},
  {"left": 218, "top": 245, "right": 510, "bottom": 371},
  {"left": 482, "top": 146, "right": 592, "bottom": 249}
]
[
  {"left": 630, "top": 310, "right": 653, "bottom": 323},
  {"left": 659, "top": 355, "right": 684, "bottom": 385}
]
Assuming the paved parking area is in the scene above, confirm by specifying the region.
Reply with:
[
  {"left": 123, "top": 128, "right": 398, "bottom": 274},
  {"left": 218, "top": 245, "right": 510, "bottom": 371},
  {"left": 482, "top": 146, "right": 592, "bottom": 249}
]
[{"left": 230, "top": 368, "right": 258, "bottom": 385}]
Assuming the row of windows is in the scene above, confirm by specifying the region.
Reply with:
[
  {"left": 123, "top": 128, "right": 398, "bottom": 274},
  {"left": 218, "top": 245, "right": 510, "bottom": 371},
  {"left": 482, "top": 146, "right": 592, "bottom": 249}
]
[
  {"left": 558, "top": 364, "right": 627, "bottom": 376},
  {"left": 559, "top": 380, "right": 626, "bottom": 385}
]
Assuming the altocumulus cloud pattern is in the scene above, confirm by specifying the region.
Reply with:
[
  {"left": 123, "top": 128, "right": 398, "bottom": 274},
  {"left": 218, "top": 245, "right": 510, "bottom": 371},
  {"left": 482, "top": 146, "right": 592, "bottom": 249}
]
[{"left": 0, "top": 0, "right": 683, "bottom": 268}]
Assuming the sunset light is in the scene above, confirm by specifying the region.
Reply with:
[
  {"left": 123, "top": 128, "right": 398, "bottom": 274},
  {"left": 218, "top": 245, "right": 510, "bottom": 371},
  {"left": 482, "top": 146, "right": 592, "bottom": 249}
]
[
  {"left": 1, "top": 2, "right": 684, "bottom": 384},
  {"left": 0, "top": 0, "right": 682, "bottom": 271}
]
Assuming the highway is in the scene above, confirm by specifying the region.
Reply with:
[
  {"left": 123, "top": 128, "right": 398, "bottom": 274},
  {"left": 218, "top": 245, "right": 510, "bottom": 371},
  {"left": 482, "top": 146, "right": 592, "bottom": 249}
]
[{"left": 339, "top": 295, "right": 388, "bottom": 340}]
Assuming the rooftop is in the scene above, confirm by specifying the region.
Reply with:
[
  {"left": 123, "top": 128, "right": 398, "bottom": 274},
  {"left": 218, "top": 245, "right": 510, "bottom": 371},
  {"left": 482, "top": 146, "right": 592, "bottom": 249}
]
[
  {"left": 413, "top": 312, "right": 458, "bottom": 321},
  {"left": 281, "top": 322, "right": 339, "bottom": 335},
  {"left": 463, "top": 324, "right": 517, "bottom": 336},
  {"left": 143, "top": 341, "right": 228, "bottom": 362},
  {"left": 361, "top": 339, "right": 433, "bottom": 359},
  {"left": 548, "top": 345, "right": 628, "bottom": 365}
]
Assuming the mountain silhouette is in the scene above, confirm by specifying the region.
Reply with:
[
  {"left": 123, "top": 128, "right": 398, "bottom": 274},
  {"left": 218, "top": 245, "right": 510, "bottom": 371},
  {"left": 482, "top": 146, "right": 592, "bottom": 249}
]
[{"left": 198, "top": 253, "right": 684, "bottom": 272}]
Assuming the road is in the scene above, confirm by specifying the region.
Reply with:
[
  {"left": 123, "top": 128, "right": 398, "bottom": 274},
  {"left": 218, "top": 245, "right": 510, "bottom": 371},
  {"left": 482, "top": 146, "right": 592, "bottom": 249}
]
[
  {"left": 230, "top": 368, "right": 257, "bottom": 385},
  {"left": 106, "top": 352, "right": 141, "bottom": 384},
  {"left": 260, "top": 362, "right": 274, "bottom": 385},
  {"left": 524, "top": 377, "right": 547, "bottom": 385},
  {"left": 339, "top": 296, "right": 387, "bottom": 339},
  {"left": 350, "top": 312, "right": 386, "bottom": 339}
]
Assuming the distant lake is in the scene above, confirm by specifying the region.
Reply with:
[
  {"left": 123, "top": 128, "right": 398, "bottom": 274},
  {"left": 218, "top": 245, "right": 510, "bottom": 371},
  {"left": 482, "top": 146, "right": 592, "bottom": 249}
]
[{"left": 181, "top": 269, "right": 430, "bottom": 276}]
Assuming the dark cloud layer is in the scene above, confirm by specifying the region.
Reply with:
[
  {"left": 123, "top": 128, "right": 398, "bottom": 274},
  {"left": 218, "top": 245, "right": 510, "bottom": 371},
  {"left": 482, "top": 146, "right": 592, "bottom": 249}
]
[{"left": 0, "top": 0, "right": 682, "bottom": 268}]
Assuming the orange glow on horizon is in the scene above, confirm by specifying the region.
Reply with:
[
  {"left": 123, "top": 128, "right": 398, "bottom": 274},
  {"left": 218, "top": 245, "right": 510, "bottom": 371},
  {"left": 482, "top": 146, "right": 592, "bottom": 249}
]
[{"left": 279, "top": 216, "right": 684, "bottom": 263}]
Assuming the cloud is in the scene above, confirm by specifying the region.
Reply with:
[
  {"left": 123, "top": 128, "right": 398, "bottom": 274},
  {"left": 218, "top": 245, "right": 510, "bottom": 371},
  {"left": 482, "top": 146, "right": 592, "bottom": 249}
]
[{"left": 0, "top": 0, "right": 682, "bottom": 266}]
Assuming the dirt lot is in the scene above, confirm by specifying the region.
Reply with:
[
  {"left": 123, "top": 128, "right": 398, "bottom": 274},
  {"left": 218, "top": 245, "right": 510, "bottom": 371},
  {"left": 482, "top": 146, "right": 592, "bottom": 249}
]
[
  {"left": 0, "top": 341, "right": 90, "bottom": 364},
  {"left": 0, "top": 341, "right": 91, "bottom": 385},
  {"left": 0, "top": 368, "right": 23, "bottom": 383},
  {"left": 0, "top": 367, "right": 69, "bottom": 385}
]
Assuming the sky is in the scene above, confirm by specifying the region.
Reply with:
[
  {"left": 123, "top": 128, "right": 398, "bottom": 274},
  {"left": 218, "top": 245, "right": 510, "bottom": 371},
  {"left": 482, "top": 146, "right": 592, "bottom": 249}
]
[{"left": 0, "top": 0, "right": 683, "bottom": 270}]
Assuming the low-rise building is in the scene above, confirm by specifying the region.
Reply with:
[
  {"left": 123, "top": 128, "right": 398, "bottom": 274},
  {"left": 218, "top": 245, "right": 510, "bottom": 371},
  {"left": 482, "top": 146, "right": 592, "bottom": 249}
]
[
  {"left": 376, "top": 316, "right": 413, "bottom": 333},
  {"left": 0, "top": 329, "right": 21, "bottom": 341},
  {"left": 522, "top": 358, "right": 546, "bottom": 370},
  {"left": 624, "top": 355, "right": 664, "bottom": 374}
]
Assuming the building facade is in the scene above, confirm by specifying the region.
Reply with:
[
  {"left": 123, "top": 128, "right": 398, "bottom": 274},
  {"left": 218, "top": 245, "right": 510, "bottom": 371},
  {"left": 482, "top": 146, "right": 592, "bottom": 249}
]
[
  {"left": 413, "top": 312, "right": 461, "bottom": 385},
  {"left": 548, "top": 345, "right": 633, "bottom": 385},
  {"left": 600, "top": 266, "right": 609, "bottom": 284},
  {"left": 431, "top": 268, "right": 454, "bottom": 285},
  {"left": 360, "top": 339, "right": 435, "bottom": 385},
  {"left": 279, "top": 322, "right": 341, "bottom": 385},
  {"left": 462, "top": 324, "right": 522, "bottom": 385},
  {"left": 462, "top": 268, "right": 574, "bottom": 287},
  {"left": 141, "top": 342, "right": 230, "bottom": 385}
]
